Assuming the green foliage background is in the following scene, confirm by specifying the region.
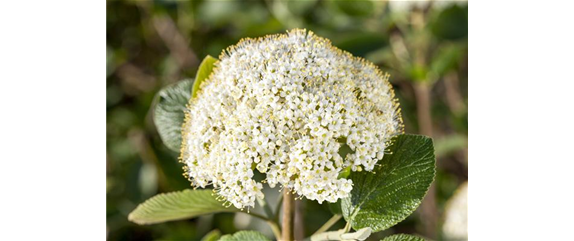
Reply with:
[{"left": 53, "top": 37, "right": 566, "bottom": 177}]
[{"left": 106, "top": 1, "right": 467, "bottom": 240}]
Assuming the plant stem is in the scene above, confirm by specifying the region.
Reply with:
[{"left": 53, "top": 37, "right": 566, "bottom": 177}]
[
  {"left": 413, "top": 82, "right": 433, "bottom": 137},
  {"left": 343, "top": 221, "right": 351, "bottom": 233},
  {"left": 245, "top": 212, "right": 269, "bottom": 221},
  {"left": 313, "top": 214, "right": 342, "bottom": 235},
  {"left": 294, "top": 199, "right": 304, "bottom": 240},
  {"left": 274, "top": 194, "right": 284, "bottom": 222},
  {"left": 412, "top": 9, "right": 438, "bottom": 234},
  {"left": 244, "top": 211, "right": 281, "bottom": 240},
  {"left": 413, "top": 81, "right": 437, "bottom": 239},
  {"left": 267, "top": 221, "right": 282, "bottom": 241},
  {"left": 256, "top": 197, "right": 283, "bottom": 240},
  {"left": 281, "top": 188, "right": 294, "bottom": 241},
  {"left": 443, "top": 71, "right": 466, "bottom": 116}
]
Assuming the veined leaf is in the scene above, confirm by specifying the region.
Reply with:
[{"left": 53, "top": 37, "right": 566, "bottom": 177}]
[
  {"left": 341, "top": 134, "right": 436, "bottom": 232},
  {"left": 219, "top": 231, "right": 270, "bottom": 241},
  {"left": 128, "top": 189, "right": 239, "bottom": 225},
  {"left": 153, "top": 79, "right": 193, "bottom": 152},
  {"left": 381, "top": 234, "right": 425, "bottom": 241}
]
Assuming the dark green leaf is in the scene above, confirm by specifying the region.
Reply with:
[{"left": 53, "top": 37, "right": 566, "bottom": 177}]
[
  {"left": 128, "top": 189, "right": 239, "bottom": 225},
  {"left": 333, "top": 0, "right": 374, "bottom": 17},
  {"left": 431, "top": 5, "right": 468, "bottom": 40},
  {"left": 219, "top": 231, "right": 270, "bottom": 241},
  {"left": 381, "top": 234, "right": 425, "bottom": 241},
  {"left": 334, "top": 32, "right": 388, "bottom": 57},
  {"left": 153, "top": 79, "right": 193, "bottom": 152},
  {"left": 193, "top": 55, "right": 218, "bottom": 99},
  {"left": 342, "top": 134, "right": 436, "bottom": 232},
  {"left": 328, "top": 199, "right": 342, "bottom": 215}
]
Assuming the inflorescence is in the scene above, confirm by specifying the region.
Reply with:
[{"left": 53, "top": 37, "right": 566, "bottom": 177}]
[{"left": 181, "top": 29, "right": 403, "bottom": 209}]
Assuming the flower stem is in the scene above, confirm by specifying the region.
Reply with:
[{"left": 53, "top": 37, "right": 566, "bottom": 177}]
[
  {"left": 267, "top": 221, "right": 282, "bottom": 241},
  {"left": 243, "top": 210, "right": 281, "bottom": 240},
  {"left": 414, "top": 81, "right": 438, "bottom": 239},
  {"left": 281, "top": 188, "right": 294, "bottom": 241},
  {"left": 257, "top": 197, "right": 275, "bottom": 219},
  {"left": 274, "top": 194, "right": 284, "bottom": 222},
  {"left": 245, "top": 212, "right": 268, "bottom": 221},
  {"left": 313, "top": 214, "right": 342, "bottom": 235},
  {"left": 343, "top": 221, "right": 351, "bottom": 233},
  {"left": 294, "top": 199, "right": 304, "bottom": 240}
]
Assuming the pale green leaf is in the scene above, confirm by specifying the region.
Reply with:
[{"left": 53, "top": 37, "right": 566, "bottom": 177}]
[
  {"left": 128, "top": 189, "right": 239, "bottom": 225},
  {"left": 219, "top": 231, "right": 270, "bottom": 241},
  {"left": 381, "top": 234, "right": 425, "bottom": 241},
  {"left": 192, "top": 55, "right": 218, "bottom": 99},
  {"left": 153, "top": 79, "right": 193, "bottom": 152},
  {"left": 201, "top": 230, "right": 222, "bottom": 241},
  {"left": 342, "top": 134, "right": 436, "bottom": 232},
  {"left": 434, "top": 134, "right": 467, "bottom": 158}
]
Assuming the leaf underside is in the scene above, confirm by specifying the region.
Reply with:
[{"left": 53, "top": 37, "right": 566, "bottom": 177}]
[
  {"left": 128, "top": 189, "right": 239, "bottom": 225},
  {"left": 219, "top": 231, "right": 270, "bottom": 241},
  {"left": 153, "top": 79, "right": 193, "bottom": 152}
]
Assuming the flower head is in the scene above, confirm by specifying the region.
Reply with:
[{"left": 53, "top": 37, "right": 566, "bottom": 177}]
[{"left": 181, "top": 29, "right": 403, "bottom": 209}]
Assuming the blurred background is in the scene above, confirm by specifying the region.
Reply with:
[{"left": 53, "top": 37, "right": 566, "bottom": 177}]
[{"left": 107, "top": 1, "right": 467, "bottom": 240}]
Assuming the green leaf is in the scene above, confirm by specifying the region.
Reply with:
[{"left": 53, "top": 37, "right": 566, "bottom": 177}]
[
  {"left": 219, "top": 231, "right": 270, "bottom": 241},
  {"left": 431, "top": 5, "right": 468, "bottom": 40},
  {"left": 153, "top": 79, "right": 193, "bottom": 152},
  {"left": 332, "top": 0, "right": 374, "bottom": 17},
  {"left": 201, "top": 230, "right": 222, "bottom": 241},
  {"left": 128, "top": 189, "right": 239, "bottom": 225},
  {"left": 192, "top": 55, "right": 218, "bottom": 99},
  {"left": 430, "top": 43, "right": 464, "bottom": 77},
  {"left": 341, "top": 134, "right": 436, "bottom": 232},
  {"left": 381, "top": 234, "right": 425, "bottom": 241},
  {"left": 334, "top": 32, "right": 388, "bottom": 57}
]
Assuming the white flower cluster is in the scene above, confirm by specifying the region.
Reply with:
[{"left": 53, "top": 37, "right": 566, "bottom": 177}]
[
  {"left": 443, "top": 182, "right": 467, "bottom": 240},
  {"left": 181, "top": 29, "right": 403, "bottom": 209}
]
